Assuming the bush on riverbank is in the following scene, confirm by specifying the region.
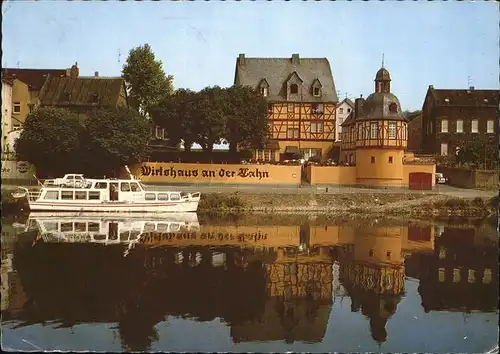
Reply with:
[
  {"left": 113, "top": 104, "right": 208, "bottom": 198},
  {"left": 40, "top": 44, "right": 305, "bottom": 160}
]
[
  {"left": 1, "top": 189, "right": 29, "bottom": 215},
  {"left": 198, "top": 193, "right": 246, "bottom": 214}
]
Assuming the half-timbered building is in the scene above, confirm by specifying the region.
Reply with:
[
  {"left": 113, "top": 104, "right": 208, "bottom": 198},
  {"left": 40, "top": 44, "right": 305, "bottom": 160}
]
[{"left": 234, "top": 54, "right": 338, "bottom": 162}]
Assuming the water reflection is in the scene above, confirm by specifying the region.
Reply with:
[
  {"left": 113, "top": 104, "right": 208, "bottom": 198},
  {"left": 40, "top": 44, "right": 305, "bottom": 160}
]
[{"left": 1, "top": 213, "right": 498, "bottom": 352}]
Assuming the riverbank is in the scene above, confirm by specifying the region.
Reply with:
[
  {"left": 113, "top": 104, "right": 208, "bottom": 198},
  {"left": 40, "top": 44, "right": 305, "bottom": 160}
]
[
  {"left": 198, "top": 192, "right": 498, "bottom": 217},
  {"left": 2, "top": 188, "right": 498, "bottom": 218}
]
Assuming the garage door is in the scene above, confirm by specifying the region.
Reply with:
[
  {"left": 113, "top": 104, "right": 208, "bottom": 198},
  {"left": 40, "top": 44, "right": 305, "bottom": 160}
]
[{"left": 409, "top": 172, "right": 432, "bottom": 190}]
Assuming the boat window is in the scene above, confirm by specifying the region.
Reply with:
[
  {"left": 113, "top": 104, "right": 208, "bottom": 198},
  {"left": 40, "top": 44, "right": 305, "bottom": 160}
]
[
  {"left": 121, "top": 183, "right": 131, "bottom": 192},
  {"left": 169, "top": 223, "right": 181, "bottom": 232},
  {"left": 43, "top": 191, "right": 59, "bottom": 200},
  {"left": 61, "top": 222, "right": 73, "bottom": 232},
  {"left": 170, "top": 193, "right": 180, "bottom": 201},
  {"left": 95, "top": 182, "right": 108, "bottom": 189},
  {"left": 120, "top": 232, "right": 131, "bottom": 241},
  {"left": 94, "top": 234, "right": 106, "bottom": 241},
  {"left": 44, "top": 222, "right": 59, "bottom": 231},
  {"left": 157, "top": 223, "right": 169, "bottom": 232},
  {"left": 180, "top": 192, "right": 189, "bottom": 198},
  {"left": 61, "top": 191, "right": 74, "bottom": 200},
  {"left": 75, "top": 223, "right": 87, "bottom": 232},
  {"left": 144, "top": 223, "right": 156, "bottom": 232},
  {"left": 158, "top": 193, "right": 169, "bottom": 201},
  {"left": 89, "top": 191, "right": 100, "bottom": 200},
  {"left": 139, "top": 182, "right": 148, "bottom": 191},
  {"left": 88, "top": 222, "right": 100, "bottom": 232},
  {"left": 145, "top": 193, "right": 156, "bottom": 201},
  {"left": 130, "top": 182, "right": 140, "bottom": 192},
  {"left": 75, "top": 191, "right": 87, "bottom": 200}
]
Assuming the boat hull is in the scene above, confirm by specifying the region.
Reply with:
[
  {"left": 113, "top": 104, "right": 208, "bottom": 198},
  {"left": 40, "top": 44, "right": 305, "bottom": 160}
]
[{"left": 27, "top": 200, "right": 199, "bottom": 213}]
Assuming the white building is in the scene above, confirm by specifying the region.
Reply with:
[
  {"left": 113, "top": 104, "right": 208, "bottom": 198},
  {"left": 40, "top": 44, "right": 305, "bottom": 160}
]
[
  {"left": 335, "top": 98, "right": 354, "bottom": 141},
  {"left": 2, "top": 78, "right": 13, "bottom": 154}
]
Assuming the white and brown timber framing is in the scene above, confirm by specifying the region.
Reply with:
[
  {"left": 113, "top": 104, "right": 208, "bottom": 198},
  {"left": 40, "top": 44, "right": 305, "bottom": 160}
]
[{"left": 234, "top": 53, "right": 339, "bottom": 159}]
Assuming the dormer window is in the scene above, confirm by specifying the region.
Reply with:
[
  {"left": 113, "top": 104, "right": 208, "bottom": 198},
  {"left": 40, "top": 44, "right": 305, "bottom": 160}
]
[
  {"left": 311, "top": 78, "right": 323, "bottom": 98},
  {"left": 64, "top": 92, "right": 72, "bottom": 101},
  {"left": 290, "top": 84, "right": 299, "bottom": 94},
  {"left": 91, "top": 93, "right": 99, "bottom": 103},
  {"left": 389, "top": 102, "right": 398, "bottom": 113},
  {"left": 258, "top": 78, "right": 270, "bottom": 98}
]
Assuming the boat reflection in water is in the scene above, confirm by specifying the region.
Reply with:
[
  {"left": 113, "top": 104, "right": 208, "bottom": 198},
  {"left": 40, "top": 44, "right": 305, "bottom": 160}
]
[{"left": 1, "top": 215, "right": 498, "bottom": 352}]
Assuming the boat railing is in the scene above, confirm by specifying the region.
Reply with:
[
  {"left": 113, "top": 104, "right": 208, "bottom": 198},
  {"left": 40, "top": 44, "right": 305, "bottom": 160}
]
[{"left": 27, "top": 190, "right": 42, "bottom": 202}]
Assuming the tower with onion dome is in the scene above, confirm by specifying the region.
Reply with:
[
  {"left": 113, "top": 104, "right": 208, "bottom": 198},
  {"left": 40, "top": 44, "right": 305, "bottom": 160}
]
[{"left": 340, "top": 65, "right": 408, "bottom": 186}]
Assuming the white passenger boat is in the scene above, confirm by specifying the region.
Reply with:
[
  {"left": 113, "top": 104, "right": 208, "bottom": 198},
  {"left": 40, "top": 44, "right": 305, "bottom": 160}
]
[
  {"left": 12, "top": 167, "right": 201, "bottom": 213},
  {"left": 23, "top": 212, "right": 200, "bottom": 256}
]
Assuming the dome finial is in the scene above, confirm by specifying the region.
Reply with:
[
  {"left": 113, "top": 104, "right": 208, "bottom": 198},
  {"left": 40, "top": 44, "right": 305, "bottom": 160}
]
[{"left": 382, "top": 53, "right": 385, "bottom": 68}]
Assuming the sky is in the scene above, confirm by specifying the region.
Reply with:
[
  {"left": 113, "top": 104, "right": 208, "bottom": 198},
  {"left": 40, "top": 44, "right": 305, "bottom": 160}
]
[{"left": 2, "top": 0, "right": 499, "bottom": 111}]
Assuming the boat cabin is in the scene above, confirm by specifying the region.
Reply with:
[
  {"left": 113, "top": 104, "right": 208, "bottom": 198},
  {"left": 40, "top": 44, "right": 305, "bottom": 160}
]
[{"left": 38, "top": 179, "right": 185, "bottom": 203}]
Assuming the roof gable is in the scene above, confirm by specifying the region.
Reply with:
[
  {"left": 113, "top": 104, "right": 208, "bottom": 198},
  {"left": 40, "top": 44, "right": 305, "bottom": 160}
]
[
  {"left": 234, "top": 54, "right": 338, "bottom": 102},
  {"left": 258, "top": 78, "right": 269, "bottom": 88},
  {"left": 39, "top": 75, "right": 126, "bottom": 108},
  {"left": 2, "top": 68, "right": 67, "bottom": 91},
  {"left": 429, "top": 87, "right": 499, "bottom": 107}
]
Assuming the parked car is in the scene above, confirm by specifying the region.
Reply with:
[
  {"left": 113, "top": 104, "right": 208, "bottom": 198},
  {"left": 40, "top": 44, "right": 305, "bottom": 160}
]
[{"left": 435, "top": 172, "right": 447, "bottom": 184}]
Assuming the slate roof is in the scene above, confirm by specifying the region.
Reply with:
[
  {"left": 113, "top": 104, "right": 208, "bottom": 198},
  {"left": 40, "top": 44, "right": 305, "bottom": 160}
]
[
  {"left": 429, "top": 87, "right": 499, "bottom": 107},
  {"left": 2, "top": 68, "right": 68, "bottom": 91},
  {"left": 338, "top": 98, "right": 354, "bottom": 108},
  {"left": 234, "top": 54, "right": 338, "bottom": 102},
  {"left": 357, "top": 92, "right": 406, "bottom": 122},
  {"left": 39, "top": 75, "right": 126, "bottom": 107},
  {"left": 375, "top": 67, "right": 391, "bottom": 81}
]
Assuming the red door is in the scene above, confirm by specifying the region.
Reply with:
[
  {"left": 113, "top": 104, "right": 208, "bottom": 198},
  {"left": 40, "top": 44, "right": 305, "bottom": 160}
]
[{"left": 409, "top": 172, "right": 432, "bottom": 190}]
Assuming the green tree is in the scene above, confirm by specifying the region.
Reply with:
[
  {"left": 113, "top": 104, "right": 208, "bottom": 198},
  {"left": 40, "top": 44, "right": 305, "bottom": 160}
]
[
  {"left": 225, "top": 85, "right": 270, "bottom": 153},
  {"left": 122, "top": 43, "right": 174, "bottom": 117},
  {"left": 456, "top": 137, "right": 498, "bottom": 170},
  {"left": 83, "top": 107, "right": 151, "bottom": 177},
  {"left": 151, "top": 88, "right": 197, "bottom": 152},
  {"left": 15, "top": 107, "right": 82, "bottom": 177},
  {"left": 193, "top": 86, "right": 227, "bottom": 153}
]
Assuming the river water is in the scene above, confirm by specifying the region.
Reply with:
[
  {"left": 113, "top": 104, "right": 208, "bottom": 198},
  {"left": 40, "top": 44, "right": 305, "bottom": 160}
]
[{"left": 1, "top": 213, "right": 498, "bottom": 353}]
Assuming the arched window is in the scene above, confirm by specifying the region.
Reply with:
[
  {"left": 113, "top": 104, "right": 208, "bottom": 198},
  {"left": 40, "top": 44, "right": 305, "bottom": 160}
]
[
  {"left": 389, "top": 102, "right": 398, "bottom": 113},
  {"left": 290, "top": 84, "right": 299, "bottom": 94}
]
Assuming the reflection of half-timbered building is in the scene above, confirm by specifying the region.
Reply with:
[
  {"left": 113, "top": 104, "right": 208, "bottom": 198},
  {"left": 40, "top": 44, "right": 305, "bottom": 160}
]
[{"left": 234, "top": 54, "right": 338, "bottom": 162}]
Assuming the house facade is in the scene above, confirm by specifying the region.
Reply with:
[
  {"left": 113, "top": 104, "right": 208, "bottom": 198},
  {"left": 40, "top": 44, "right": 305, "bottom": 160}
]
[
  {"left": 2, "top": 77, "right": 14, "bottom": 154},
  {"left": 335, "top": 98, "right": 354, "bottom": 141},
  {"left": 2, "top": 66, "right": 70, "bottom": 129},
  {"left": 407, "top": 111, "right": 423, "bottom": 152},
  {"left": 421, "top": 85, "right": 499, "bottom": 156},
  {"left": 234, "top": 53, "right": 338, "bottom": 162}
]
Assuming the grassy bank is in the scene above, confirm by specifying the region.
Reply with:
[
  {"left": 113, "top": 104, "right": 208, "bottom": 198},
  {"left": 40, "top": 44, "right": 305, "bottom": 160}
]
[
  {"left": 2, "top": 188, "right": 497, "bottom": 218},
  {"left": 198, "top": 192, "right": 498, "bottom": 217}
]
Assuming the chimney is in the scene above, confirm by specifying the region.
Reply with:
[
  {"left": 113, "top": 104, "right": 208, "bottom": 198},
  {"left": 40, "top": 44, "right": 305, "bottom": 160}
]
[
  {"left": 354, "top": 97, "right": 365, "bottom": 119},
  {"left": 429, "top": 85, "right": 434, "bottom": 89},
  {"left": 291, "top": 54, "right": 300, "bottom": 65},
  {"left": 238, "top": 53, "right": 245, "bottom": 65},
  {"left": 469, "top": 86, "right": 475, "bottom": 91},
  {"left": 94, "top": 71, "right": 99, "bottom": 77},
  {"left": 70, "top": 62, "right": 79, "bottom": 79}
]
